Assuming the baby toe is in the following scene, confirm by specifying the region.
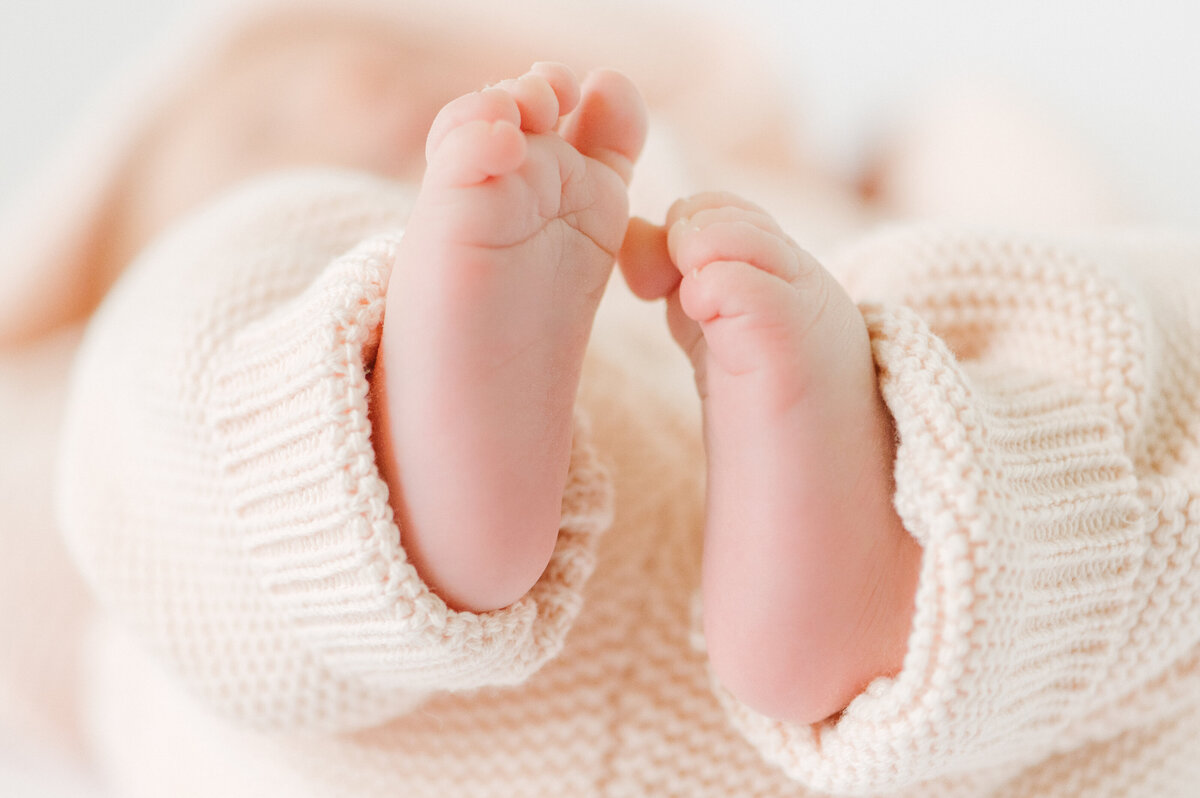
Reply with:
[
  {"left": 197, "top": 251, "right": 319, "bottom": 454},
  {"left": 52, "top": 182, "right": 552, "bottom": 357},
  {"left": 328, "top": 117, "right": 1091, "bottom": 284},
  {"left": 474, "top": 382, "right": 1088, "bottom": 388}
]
[
  {"left": 493, "top": 72, "right": 564, "bottom": 134},
  {"left": 679, "top": 260, "right": 802, "bottom": 376},
  {"left": 665, "top": 191, "right": 774, "bottom": 229},
  {"left": 670, "top": 218, "right": 801, "bottom": 283},
  {"left": 559, "top": 69, "right": 647, "bottom": 185},
  {"left": 426, "top": 119, "right": 527, "bottom": 188},
  {"left": 425, "top": 88, "right": 522, "bottom": 163},
  {"left": 618, "top": 217, "right": 679, "bottom": 300},
  {"left": 531, "top": 62, "right": 581, "bottom": 117},
  {"left": 684, "top": 205, "right": 787, "bottom": 238}
]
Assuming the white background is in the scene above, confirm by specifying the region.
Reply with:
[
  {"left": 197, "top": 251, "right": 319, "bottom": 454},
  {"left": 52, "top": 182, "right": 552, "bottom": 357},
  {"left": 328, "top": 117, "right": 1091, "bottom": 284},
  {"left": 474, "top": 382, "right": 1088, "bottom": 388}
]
[{"left": 0, "top": 0, "right": 1198, "bottom": 795}]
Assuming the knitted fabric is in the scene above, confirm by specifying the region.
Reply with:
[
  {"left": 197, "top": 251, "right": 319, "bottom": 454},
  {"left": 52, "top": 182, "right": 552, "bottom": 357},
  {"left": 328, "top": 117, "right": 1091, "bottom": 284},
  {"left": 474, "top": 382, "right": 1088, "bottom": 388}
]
[{"left": 48, "top": 169, "right": 1200, "bottom": 796}]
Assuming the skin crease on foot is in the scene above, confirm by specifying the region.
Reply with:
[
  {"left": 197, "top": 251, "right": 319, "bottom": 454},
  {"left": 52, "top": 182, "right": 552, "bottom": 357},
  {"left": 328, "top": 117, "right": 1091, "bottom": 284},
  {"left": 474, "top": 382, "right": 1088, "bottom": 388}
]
[{"left": 620, "top": 198, "right": 921, "bottom": 726}]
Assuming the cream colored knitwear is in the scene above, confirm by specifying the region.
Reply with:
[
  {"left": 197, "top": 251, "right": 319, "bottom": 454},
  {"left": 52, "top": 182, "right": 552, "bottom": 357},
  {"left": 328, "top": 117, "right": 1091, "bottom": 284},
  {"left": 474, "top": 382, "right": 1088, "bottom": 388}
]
[{"left": 52, "top": 167, "right": 1200, "bottom": 797}]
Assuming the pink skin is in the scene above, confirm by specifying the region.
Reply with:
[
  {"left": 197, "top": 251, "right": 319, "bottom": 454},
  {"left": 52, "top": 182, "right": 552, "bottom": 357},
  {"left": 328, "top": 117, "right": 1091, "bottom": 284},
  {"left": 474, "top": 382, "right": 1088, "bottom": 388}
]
[
  {"left": 369, "top": 64, "right": 648, "bottom": 613},
  {"left": 620, "top": 195, "right": 922, "bottom": 725}
]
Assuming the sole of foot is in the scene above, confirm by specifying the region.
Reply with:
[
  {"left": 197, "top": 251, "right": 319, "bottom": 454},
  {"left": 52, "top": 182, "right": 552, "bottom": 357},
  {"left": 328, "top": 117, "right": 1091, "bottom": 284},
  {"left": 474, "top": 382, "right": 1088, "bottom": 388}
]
[
  {"left": 621, "top": 192, "right": 920, "bottom": 724},
  {"left": 370, "top": 63, "right": 647, "bottom": 613}
]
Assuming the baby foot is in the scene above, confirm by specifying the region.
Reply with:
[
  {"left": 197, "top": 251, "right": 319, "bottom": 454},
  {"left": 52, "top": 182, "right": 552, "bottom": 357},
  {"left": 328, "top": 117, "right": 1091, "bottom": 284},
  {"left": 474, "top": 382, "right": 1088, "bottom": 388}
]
[
  {"left": 622, "top": 193, "right": 921, "bottom": 724},
  {"left": 370, "top": 64, "right": 647, "bottom": 613}
]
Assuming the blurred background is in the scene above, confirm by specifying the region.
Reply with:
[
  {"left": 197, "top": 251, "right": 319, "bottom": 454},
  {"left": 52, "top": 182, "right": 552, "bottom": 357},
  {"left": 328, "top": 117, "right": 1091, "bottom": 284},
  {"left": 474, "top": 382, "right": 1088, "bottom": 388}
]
[
  {"left": 1, "top": 0, "right": 1198, "bottom": 795},
  {"left": 2, "top": 0, "right": 1199, "bottom": 224}
]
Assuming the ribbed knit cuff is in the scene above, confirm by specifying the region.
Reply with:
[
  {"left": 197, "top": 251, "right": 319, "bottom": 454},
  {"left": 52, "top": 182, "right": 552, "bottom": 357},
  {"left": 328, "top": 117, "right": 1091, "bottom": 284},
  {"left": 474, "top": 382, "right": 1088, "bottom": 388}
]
[
  {"left": 715, "top": 302, "right": 1144, "bottom": 795},
  {"left": 207, "top": 232, "right": 613, "bottom": 694}
]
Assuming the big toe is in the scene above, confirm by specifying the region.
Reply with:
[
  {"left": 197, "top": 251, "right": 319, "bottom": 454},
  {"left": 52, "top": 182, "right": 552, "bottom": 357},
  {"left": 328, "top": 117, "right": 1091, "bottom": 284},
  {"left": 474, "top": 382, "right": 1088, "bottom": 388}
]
[{"left": 559, "top": 69, "right": 648, "bottom": 184}]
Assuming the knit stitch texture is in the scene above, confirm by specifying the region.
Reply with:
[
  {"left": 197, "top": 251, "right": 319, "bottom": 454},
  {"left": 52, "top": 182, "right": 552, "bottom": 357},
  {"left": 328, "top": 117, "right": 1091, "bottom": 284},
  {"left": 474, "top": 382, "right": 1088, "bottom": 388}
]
[{"left": 47, "top": 170, "right": 1200, "bottom": 796}]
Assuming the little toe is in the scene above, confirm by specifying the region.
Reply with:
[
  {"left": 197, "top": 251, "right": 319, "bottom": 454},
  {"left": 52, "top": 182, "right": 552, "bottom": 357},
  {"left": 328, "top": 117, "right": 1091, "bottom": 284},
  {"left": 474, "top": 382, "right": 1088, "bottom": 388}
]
[
  {"left": 679, "top": 260, "right": 804, "bottom": 376},
  {"left": 559, "top": 69, "right": 648, "bottom": 185},
  {"left": 679, "top": 260, "right": 792, "bottom": 324},
  {"left": 618, "top": 217, "right": 679, "bottom": 300},
  {"left": 425, "top": 88, "right": 522, "bottom": 163},
  {"left": 682, "top": 205, "right": 787, "bottom": 239},
  {"left": 492, "top": 73, "right": 562, "bottom": 134},
  {"left": 426, "top": 119, "right": 527, "bottom": 188},
  {"left": 671, "top": 219, "right": 802, "bottom": 283},
  {"left": 531, "top": 62, "right": 581, "bottom": 117},
  {"left": 665, "top": 192, "right": 775, "bottom": 230}
]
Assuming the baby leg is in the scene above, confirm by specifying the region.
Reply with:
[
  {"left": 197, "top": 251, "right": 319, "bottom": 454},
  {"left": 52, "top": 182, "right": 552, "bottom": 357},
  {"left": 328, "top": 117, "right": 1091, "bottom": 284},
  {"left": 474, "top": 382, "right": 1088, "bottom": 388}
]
[
  {"left": 370, "top": 64, "right": 647, "bottom": 613},
  {"left": 621, "top": 194, "right": 921, "bottom": 725}
]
